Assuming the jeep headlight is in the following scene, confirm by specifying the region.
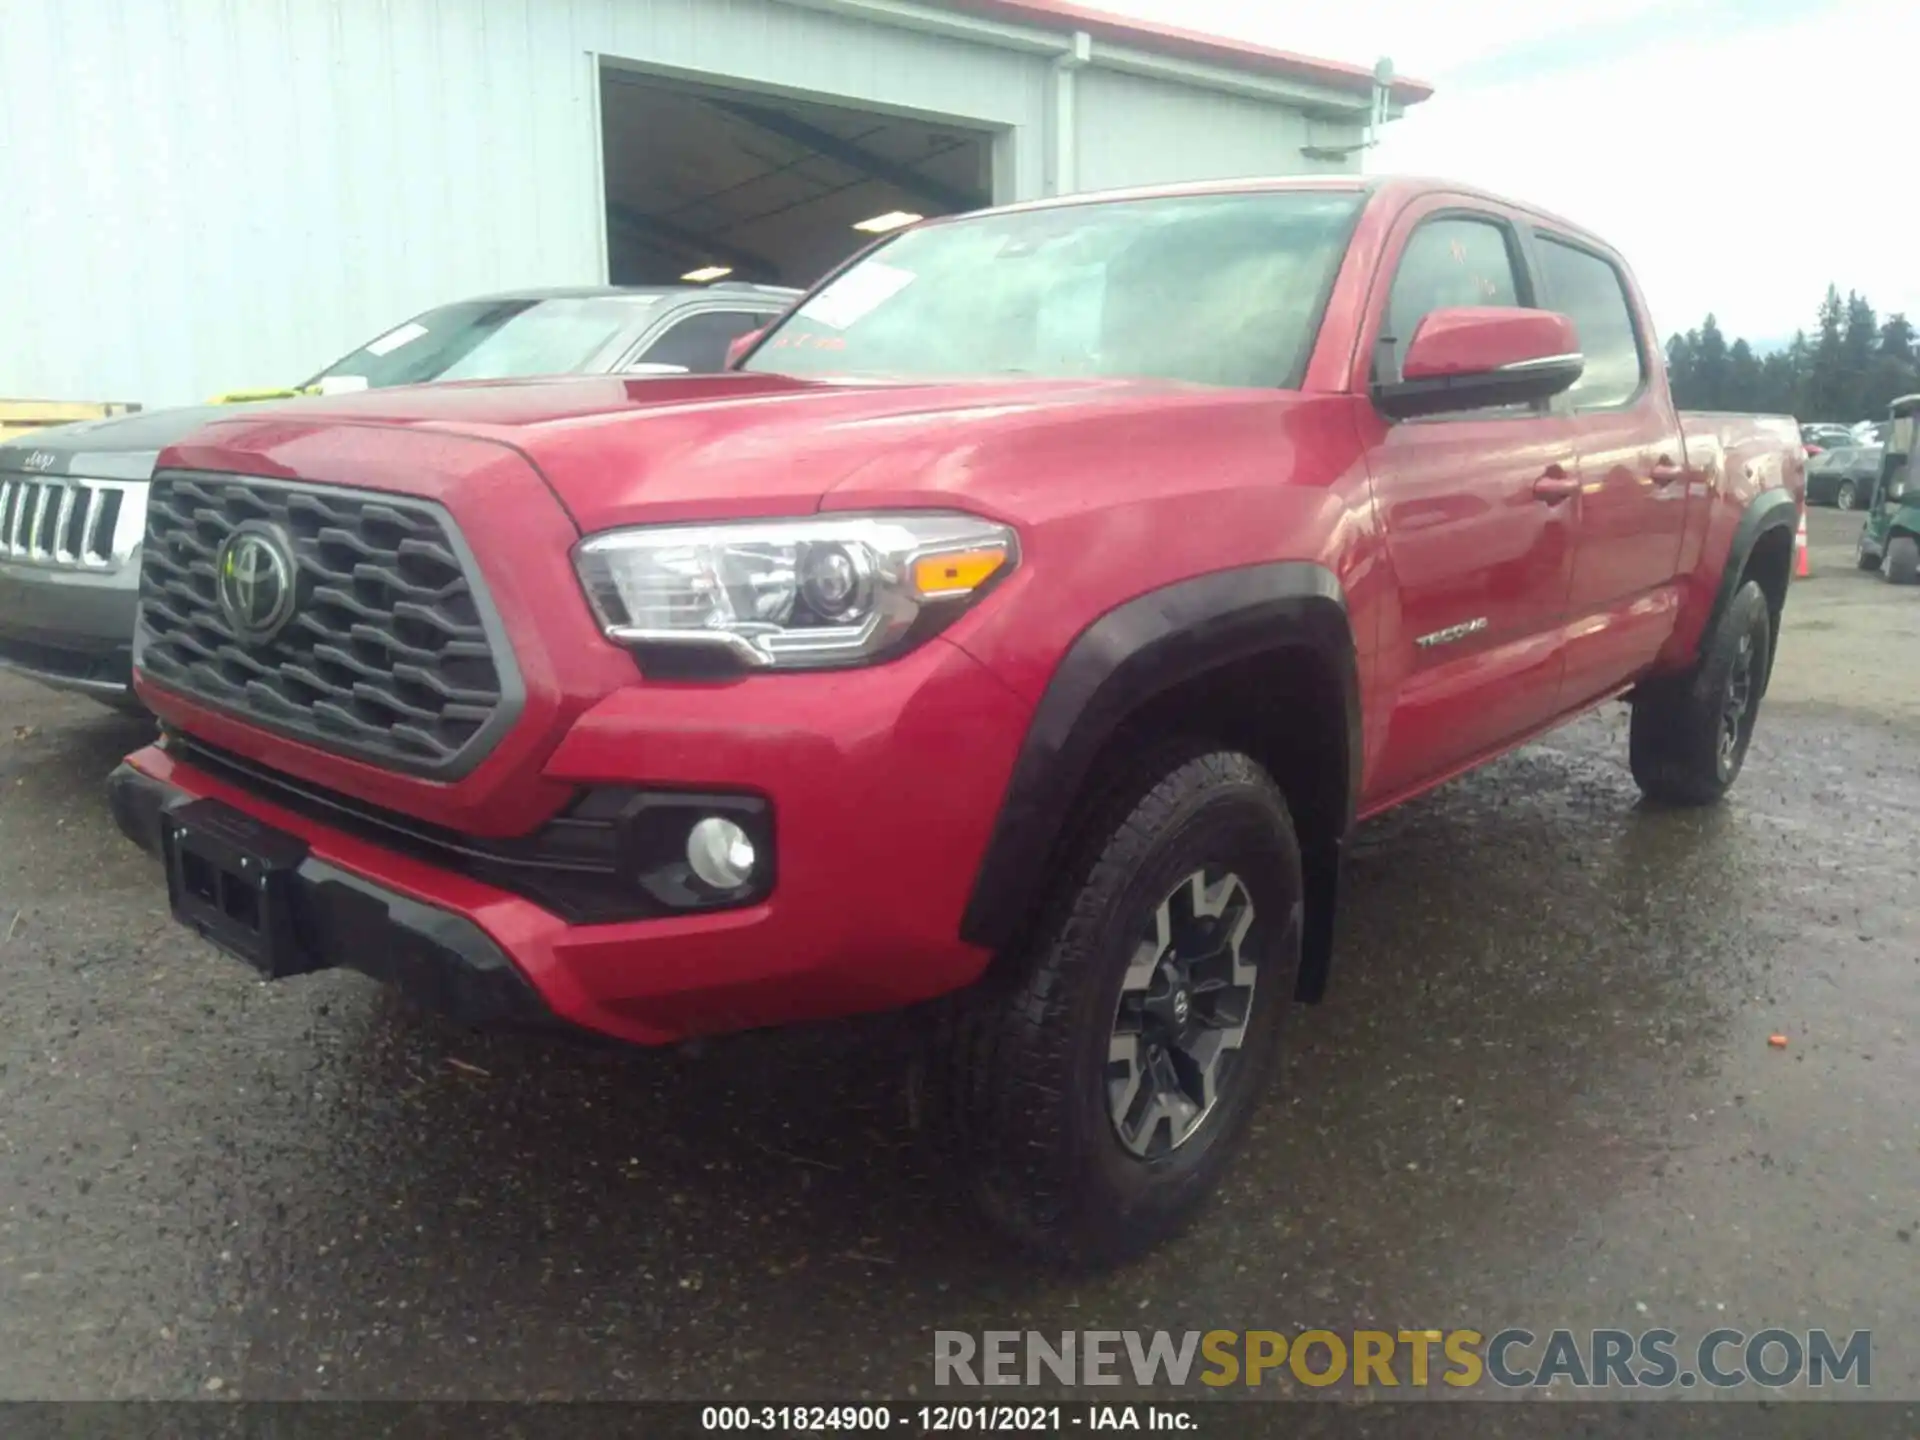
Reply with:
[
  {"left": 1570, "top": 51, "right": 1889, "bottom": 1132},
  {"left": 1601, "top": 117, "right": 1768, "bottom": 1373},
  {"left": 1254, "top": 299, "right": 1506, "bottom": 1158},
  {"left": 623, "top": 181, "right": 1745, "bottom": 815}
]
[{"left": 574, "top": 512, "right": 1017, "bottom": 670}]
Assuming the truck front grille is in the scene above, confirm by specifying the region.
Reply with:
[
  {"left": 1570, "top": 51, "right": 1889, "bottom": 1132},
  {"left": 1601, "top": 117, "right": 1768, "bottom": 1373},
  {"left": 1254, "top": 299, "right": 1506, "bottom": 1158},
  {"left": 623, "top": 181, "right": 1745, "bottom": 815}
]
[
  {"left": 136, "top": 473, "right": 520, "bottom": 778},
  {"left": 0, "top": 476, "right": 139, "bottom": 569}
]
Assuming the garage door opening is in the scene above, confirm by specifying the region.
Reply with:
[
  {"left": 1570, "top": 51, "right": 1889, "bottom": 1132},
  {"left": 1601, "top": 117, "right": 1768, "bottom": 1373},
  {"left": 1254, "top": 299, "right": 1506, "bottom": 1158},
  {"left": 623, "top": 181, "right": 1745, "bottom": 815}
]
[{"left": 599, "top": 64, "right": 995, "bottom": 291}]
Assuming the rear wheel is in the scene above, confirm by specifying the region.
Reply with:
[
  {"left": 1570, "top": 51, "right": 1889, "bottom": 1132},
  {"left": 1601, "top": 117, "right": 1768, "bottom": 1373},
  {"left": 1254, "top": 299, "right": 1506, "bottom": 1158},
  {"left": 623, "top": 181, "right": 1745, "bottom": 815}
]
[
  {"left": 1888, "top": 535, "right": 1920, "bottom": 585},
  {"left": 932, "top": 746, "right": 1301, "bottom": 1266},
  {"left": 1629, "top": 580, "right": 1771, "bottom": 806}
]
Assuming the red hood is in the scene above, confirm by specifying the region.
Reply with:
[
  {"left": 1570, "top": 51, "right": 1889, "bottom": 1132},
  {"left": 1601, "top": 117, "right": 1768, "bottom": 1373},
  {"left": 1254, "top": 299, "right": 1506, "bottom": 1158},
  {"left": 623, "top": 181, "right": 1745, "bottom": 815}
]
[{"left": 158, "top": 373, "right": 1312, "bottom": 534}]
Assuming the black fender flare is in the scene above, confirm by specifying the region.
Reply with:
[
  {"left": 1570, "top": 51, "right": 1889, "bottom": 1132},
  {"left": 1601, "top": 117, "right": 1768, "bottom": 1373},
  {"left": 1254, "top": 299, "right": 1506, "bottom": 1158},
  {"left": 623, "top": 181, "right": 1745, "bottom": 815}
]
[
  {"left": 1702, "top": 486, "right": 1799, "bottom": 683},
  {"left": 958, "top": 561, "right": 1361, "bottom": 969}
]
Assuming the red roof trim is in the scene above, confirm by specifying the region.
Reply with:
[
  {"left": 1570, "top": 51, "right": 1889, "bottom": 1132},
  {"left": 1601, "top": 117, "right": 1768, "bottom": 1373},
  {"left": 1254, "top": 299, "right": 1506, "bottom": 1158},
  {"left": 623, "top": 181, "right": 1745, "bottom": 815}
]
[{"left": 927, "top": 0, "right": 1434, "bottom": 103}]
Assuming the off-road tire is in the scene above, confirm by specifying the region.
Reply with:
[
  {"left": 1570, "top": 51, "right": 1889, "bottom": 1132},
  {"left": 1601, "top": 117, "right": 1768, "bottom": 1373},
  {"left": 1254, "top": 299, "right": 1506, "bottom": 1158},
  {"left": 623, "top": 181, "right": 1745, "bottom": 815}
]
[
  {"left": 930, "top": 745, "right": 1302, "bottom": 1267},
  {"left": 1887, "top": 535, "right": 1920, "bottom": 585},
  {"left": 1629, "top": 579, "right": 1772, "bottom": 806},
  {"left": 1857, "top": 534, "right": 1883, "bottom": 571}
]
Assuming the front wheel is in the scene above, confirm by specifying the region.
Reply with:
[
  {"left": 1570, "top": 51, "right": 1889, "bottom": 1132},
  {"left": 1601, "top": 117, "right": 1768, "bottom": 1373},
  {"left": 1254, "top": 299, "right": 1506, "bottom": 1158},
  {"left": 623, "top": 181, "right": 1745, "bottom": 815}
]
[
  {"left": 1857, "top": 530, "right": 1883, "bottom": 572},
  {"left": 1887, "top": 535, "right": 1920, "bottom": 585},
  {"left": 1629, "top": 580, "right": 1772, "bottom": 806},
  {"left": 932, "top": 747, "right": 1302, "bottom": 1266}
]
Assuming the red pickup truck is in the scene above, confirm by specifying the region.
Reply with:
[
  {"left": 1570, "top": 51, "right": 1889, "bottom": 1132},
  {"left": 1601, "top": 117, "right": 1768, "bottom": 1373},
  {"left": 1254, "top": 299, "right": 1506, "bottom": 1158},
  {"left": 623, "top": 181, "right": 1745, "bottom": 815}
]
[{"left": 109, "top": 177, "right": 1804, "bottom": 1264}]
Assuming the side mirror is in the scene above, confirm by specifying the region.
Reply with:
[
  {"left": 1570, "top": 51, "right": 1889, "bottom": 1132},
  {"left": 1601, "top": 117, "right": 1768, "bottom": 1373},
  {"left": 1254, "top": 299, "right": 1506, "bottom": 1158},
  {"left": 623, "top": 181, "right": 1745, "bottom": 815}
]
[
  {"left": 1374, "top": 307, "right": 1584, "bottom": 421},
  {"left": 725, "top": 329, "right": 766, "bottom": 370}
]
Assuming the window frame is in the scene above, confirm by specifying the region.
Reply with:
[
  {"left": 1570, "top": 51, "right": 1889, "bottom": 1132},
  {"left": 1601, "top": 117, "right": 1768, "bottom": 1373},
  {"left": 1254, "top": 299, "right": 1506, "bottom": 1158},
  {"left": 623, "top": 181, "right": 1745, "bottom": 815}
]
[
  {"left": 1367, "top": 205, "right": 1545, "bottom": 425},
  {"left": 1528, "top": 229, "right": 1652, "bottom": 414}
]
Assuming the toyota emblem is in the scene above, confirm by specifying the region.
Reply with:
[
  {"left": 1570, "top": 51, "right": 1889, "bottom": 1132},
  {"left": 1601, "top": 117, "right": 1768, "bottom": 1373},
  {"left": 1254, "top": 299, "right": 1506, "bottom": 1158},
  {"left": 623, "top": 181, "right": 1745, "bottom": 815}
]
[{"left": 216, "top": 523, "right": 298, "bottom": 645}]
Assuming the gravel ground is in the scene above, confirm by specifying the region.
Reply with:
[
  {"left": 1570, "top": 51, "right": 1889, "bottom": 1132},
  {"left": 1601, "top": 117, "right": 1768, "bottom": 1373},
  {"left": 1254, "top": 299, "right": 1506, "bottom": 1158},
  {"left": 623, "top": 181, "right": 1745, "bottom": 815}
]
[{"left": 0, "top": 505, "right": 1915, "bottom": 1410}]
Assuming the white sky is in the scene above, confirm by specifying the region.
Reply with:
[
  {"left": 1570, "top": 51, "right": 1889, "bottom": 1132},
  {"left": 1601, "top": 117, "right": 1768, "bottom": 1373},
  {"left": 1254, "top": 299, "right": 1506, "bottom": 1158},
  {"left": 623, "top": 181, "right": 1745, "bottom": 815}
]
[{"left": 1084, "top": 0, "right": 1918, "bottom": 346}]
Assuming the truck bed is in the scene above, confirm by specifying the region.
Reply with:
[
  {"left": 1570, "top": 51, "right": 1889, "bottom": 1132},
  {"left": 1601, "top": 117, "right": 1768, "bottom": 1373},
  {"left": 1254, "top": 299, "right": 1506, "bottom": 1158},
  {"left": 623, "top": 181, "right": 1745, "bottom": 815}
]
[{"left": 1679, "top": 411, "right": 1804, "bottom": 494}]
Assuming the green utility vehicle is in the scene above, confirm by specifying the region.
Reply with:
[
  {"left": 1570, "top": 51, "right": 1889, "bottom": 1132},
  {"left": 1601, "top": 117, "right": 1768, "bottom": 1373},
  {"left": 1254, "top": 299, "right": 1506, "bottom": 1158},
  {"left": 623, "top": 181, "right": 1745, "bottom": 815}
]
[{"left": 1857, "top": 393, "right": 1920, "bottom": 583}]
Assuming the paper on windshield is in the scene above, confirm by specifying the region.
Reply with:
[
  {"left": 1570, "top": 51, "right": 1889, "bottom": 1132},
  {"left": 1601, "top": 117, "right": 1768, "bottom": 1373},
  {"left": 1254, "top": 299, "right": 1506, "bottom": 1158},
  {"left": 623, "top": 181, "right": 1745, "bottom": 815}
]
[
  {"left": 364, "top": 321, "right": 429, "bottom": 357},
  {"left": 802, "top": 261, "right": 917, "bottom": 331}
]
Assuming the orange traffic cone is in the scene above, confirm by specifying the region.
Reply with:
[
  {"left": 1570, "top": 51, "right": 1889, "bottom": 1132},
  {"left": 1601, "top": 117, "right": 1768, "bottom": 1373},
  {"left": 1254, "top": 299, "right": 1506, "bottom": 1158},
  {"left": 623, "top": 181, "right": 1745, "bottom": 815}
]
[{"left": 1795, "top": 509, "right": 1810, "bottom": 579}]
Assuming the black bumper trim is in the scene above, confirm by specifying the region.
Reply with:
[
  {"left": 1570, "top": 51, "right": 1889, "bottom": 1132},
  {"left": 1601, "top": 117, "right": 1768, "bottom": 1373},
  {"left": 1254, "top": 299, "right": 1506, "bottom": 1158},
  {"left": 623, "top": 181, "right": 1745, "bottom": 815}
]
[
  {"left": 108, "top": 762, "right": 559, "bottom": 1029},
  {"left": 0, "top": 634, "right": 136, "bottom": 702}
]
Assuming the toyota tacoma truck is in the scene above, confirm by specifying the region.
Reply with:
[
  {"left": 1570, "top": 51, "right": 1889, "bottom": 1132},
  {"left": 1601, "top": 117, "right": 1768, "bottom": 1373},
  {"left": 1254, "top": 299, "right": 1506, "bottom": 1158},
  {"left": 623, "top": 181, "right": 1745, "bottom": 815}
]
[
  {"left": 0, "top": 283, "right": 796, "bottom": 705},
  {"left": 106, "top": 178, "right": 1804, "bottom": 1264}
]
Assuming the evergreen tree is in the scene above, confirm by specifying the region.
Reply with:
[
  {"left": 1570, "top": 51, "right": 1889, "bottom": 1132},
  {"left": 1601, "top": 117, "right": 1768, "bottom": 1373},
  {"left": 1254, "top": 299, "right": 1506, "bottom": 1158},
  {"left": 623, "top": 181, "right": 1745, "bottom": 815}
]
[
  {"left": 1864, "top": 354, "right": 1914, "bottom": 416},
  {"left": 1840, "top": 291, "right": 1878, "bottom": 418},
  {"left": 1807, "top": 285, "right": 1846, "bottom": 419},
  {"left": 1694, "top": 315, "right": 1730, "bottom": 410},
  {"left": 1758, "top": 351, "right": 1798, "bottom": 415},
  {"left": 1654, "top": 292, "right": 1913, "bottom": 418},
  {"left": 1727, "top": 339, "right": 1763, "bottom": 415},
  {"left": 1880, "top": 313, "right": 1915, "bottom": 364},
  {"left": 1665, "top": 332, "right": 1698, "bottom": 406}
]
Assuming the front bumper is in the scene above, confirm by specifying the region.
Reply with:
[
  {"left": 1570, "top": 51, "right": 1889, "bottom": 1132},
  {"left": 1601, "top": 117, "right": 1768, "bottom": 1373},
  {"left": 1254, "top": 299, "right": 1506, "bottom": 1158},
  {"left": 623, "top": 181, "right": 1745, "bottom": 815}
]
[
  {"left": 0, "top": 557, "right": 141, "bottom": 703},
  {"left": 113, "top": 636, "right": 1030, "bottom": 1045},
  {"left": 108, "top": 762, "right": 558, "bottom": 1027}
]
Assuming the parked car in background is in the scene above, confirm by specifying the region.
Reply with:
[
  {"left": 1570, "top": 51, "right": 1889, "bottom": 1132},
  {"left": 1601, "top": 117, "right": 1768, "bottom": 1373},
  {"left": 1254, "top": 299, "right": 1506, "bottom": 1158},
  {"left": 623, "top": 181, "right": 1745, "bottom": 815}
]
[
  {"left": 0, "top": 283, "right": 798, "bottom": 706},
  {"left": 1806, "top": 444, "right": 1883, "bottom": 510},
  {"left": 1858, "top": 394, "right": 1920, "bottom": 583},
  {"left": 106, "top": 176, "right": 1805, "bottom": 1264},
  {"left": 1802, "top": 423, "right": 1854, "bottom": 449}
]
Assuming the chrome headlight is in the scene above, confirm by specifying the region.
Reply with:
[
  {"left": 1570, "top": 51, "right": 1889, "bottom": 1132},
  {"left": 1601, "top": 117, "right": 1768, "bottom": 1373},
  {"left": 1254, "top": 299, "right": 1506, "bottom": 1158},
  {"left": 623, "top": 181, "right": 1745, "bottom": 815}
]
[{"left": 574, "top": 512, "right": 1017, "bottom": 670}]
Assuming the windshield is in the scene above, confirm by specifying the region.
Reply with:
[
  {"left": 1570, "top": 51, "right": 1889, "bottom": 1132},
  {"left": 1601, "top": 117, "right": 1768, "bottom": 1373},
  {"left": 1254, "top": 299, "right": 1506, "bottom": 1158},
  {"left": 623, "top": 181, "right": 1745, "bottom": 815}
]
[
  {"left": 305, "top": 296, "right": 651, "bottom": 389},
  {"left": 744, "top": 190, "right": 1364, "bottom": 390}
]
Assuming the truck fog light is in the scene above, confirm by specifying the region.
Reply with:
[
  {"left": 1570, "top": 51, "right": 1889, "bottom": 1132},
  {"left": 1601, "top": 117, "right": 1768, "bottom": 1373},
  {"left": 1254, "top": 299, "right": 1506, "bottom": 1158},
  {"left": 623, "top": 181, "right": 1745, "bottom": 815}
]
[{"left": 687, "top": 816, "right": 757, "bottom": 889}]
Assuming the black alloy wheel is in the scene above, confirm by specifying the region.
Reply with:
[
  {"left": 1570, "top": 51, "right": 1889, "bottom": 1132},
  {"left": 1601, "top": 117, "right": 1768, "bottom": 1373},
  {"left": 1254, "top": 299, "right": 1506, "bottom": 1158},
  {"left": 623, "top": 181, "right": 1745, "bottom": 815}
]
[
  {"left": 1717, "top": 623, "right": 1759, "bottom": 783},
  {"left": 1106, "top": 868, "right": 1259, "bottom": 1159}
]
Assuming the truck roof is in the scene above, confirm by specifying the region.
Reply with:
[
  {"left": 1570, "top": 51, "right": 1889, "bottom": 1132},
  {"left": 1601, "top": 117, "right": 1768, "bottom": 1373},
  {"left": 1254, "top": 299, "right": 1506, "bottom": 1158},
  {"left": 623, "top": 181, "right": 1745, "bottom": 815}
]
[{"left": 951, "top": 174, "right": 1617, "bottom": 253}]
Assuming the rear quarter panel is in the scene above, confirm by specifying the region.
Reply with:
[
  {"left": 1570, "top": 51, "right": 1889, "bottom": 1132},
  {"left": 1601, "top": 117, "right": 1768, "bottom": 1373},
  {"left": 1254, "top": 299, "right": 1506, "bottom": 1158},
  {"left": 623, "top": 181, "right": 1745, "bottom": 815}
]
[{"left": 1657, "top": 411, "right": 1805, "bottom": 668}]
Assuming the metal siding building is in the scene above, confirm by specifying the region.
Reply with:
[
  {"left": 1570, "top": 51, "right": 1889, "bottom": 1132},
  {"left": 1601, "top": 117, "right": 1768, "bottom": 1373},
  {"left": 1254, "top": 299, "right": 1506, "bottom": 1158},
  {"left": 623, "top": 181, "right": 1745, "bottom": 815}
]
[{"left": 0, "top": 0, "right": 1427, "bottom": 409}]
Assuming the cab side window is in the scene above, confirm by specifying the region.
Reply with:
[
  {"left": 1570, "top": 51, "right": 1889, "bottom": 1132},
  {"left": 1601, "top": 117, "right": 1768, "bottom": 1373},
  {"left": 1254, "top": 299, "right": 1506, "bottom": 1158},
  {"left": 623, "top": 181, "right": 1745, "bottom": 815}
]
[
  {"left": 1535, "top": 237, "right": 1645, "bottom": 410},
  {"left": 1379, "top": 217, "right": 1524, "bottom": 385}
]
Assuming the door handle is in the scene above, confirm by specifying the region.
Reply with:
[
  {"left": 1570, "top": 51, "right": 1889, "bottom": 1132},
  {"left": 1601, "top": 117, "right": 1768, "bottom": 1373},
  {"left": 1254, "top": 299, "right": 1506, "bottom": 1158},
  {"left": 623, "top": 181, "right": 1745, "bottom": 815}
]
[
  {"left": 1649, "top": 457, "right": 1687, "bottom": 485},
  {"left": 1533, "top": 465, "right": 1581, "bottom": 503}
]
